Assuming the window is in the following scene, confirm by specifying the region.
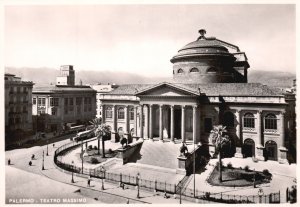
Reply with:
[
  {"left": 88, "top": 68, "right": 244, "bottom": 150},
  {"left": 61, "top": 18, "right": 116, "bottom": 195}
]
[
  {"left": 88, "top": 97, "right": 92, "bottom": 104},
  {"left": 207, "top": 67, "right": 217, "bottom": 73},
  {"left": 33, "top": 98, "right": 36, "bottom": 105},
  {"left": 76, "top": 97, "right": 82, "bottom": 105},
  {"left": 190, "top": 68, "right": 199, "bottom": 73},
  {"left": 23, "top": 106, "right": 27, "bottom": 113},
  {"left": 88, "top": 105, "right": 92, "bottom": 112},
  {"left": 69, "top": 98, "right": 74, "bottom": 105},
  {"left": 17, "top": 87, "right": 20, "bottom": 93},
  {"left": 38, "top": 98, "right": 46, "bottom": 106},
  {"left": 84, "top": 97, "right": 88, "bottom": 104},
  {"left": 64, "top": 107, "right": 68, "bottom": 115},
  {"left": 77, "top": 106, "right": 81, "bottom": 114},
  {"left": 177, "top": 69, "right": 184, "bottom": 74},
  {"left": 106, "top": 107, "right": 112, "bottom": 119},
  {"left": 204, "top": 118, "right": 213, "bottom": 133},
  {"left": 265, "top": 113, "right": 277, "bottom": 130},
  {"left": 69, "top": 106, "right": 74, "bottom": 111},
  {"left": 118, "top": 107, "right": 125, "bottom": 119},
  {"left": 243, "top": 113, "right": 255, "bottom": 128},
  {"left": 64, "top": 98, "right": 68, "bottom": 106},
  {"left": 129, "top": 108, "right": 134, "bottom": 120},
  {"left": 223, "top": 111, "right": 234, "bottom": 128},
  {"left": 84, "top": 105, "right": 87, "bottom": 112},
  {"left": 50, "top": 98, "right": 59, "bottom": 106},
  {"left": 52, "top": 108, "right": 57, "bottom": 115}
]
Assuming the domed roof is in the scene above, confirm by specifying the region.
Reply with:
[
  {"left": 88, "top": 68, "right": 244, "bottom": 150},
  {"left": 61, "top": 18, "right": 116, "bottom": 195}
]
[{"left": 171, "top": 29, "right": 236, "bottom": 63}]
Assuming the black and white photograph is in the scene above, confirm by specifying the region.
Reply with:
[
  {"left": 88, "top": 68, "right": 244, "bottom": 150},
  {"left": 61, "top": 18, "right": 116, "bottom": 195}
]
[{"left": 2, "top": 1, "right": 297, "bottom": 205}]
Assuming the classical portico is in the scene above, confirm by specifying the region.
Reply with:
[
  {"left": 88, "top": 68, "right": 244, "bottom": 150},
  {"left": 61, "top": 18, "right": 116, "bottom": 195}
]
[{"left": 136, "top": 83, "right": 201, "bottom": 144}]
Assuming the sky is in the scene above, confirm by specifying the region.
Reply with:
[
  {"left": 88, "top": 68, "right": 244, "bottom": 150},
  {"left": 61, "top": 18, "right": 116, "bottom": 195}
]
[{"left": 4, "top": 4, "right": 296, "bottom": 77}]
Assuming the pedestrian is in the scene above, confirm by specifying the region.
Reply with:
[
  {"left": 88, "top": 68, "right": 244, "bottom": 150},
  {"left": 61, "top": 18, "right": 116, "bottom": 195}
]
[
  {"left": 8, "top": 159, "right": 11, "bottom": 165},
  {"left": 53, "top": 143, "right": 55, "bottom": 148},
  {"left": 29, "top": 161, "right": 32, "bottom": 166},
  {"left": 164, "top": 191, "right": 167, "bottom": 199},
  {"left": 31, "top": 154, "right": 35, "bottom": 160},
  {"left": 87, "top": 177, "right": 91, "bottom": 187},
  {"left": 126, "top": 199, "right": 129, "bottom": 204}
]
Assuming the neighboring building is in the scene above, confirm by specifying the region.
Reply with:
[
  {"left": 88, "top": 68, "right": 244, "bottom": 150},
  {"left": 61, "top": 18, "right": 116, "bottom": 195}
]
[
  {"left": 91, "top": 83, "right": 118, "bottom": 119},
  {"left": 32, "top": 65, "right": 96, "bottom": 132},
  {"left": 100, "top": 29, "right": 296, "bottom": 164},
  {"left": 5, "top": 73, "right": 34, "bottom": 143}
]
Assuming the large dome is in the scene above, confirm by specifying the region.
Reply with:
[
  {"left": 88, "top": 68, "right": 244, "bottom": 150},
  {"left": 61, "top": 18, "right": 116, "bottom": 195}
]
[{"left": 170, "top": 29, "right": 248, "bottom": 84}]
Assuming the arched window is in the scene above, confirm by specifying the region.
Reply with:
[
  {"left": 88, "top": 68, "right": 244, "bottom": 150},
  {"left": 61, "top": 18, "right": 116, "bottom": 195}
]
[
  {"left": 129, "top": 107, "right": 134, "bottom": 120},
  {"left": 118, "top": 107, "right": 125, "bottom": 119},
  {"left": 207, "top": 67, "right": 217, "bottom": 73},
  {"left": 243, "top": 113, "right": 255, "bottom": 128},
  {"left": 190, "top": 67, "right": 199, "bottom": 73},
  {"left": 105, "top": 106, "right": 112, "bottom": 119},
  {"left": 223, "top": 111, "right": 234, "bottom": 128},
  {"left": 177, "top": 69, "right": 184, "bottom": 74},
  {"left": 265, "top": 113, "right": 277, "bottom": 130}
]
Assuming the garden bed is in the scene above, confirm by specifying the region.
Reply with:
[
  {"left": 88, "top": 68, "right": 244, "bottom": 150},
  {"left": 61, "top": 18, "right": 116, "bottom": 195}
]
[
  {"left": 207, "top": 164, "right": 272, "bottom": 187},
  {"left": 83, "top": 148, "right": 118, "bottom": 164}
]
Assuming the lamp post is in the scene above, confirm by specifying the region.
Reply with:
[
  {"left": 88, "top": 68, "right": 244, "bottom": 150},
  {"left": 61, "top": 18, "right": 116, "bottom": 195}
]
[
  {"left": 46, "top": 139, "right": 49, "bottom": 156},
  {"left": 136, "top": 172, "right": 140, "bottom": 199},
  {"left": 71, "top": 160, "right": 75, "bottom": 183},
  {"left": 42, "top": 150, "right": 45, "bottom": 170},
  {"left": 193, "top": 142, "right": 196, "bottom": 197},
  {"left": 179, "top": 181, "right": 182, "bottom": 204},
  {"left": 100, "top": 166, "right": 106, "bottom": 190},
  {"left": 253, "top": 168, "right": 256, "bottom": 188},
  {"left": 81, "top": 141, "right": 84, "bottom": 174}
]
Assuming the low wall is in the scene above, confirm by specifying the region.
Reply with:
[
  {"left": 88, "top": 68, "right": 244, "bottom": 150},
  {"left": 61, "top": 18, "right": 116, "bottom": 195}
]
[{"left": 116, "top": 140, "right": 144, "bottom": 164}]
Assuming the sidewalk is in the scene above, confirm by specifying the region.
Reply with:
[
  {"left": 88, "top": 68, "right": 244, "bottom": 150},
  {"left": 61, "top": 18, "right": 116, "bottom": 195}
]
[{"left": 6, "top": 138, "right": 194, "bottom": 204}]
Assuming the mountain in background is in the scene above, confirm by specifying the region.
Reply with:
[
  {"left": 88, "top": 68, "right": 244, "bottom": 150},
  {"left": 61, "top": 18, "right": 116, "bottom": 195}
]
[{"left": 5, "top": 67, "right": 295, "bottom": 88}]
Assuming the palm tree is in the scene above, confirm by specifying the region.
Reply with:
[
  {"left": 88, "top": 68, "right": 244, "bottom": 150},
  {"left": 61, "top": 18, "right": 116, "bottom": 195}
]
[
  {"left": 210, "top": 125, "right": 231, "bottom": 182},
  {"left": 90, "top": 118, "right": 110, "bottom": 158}
]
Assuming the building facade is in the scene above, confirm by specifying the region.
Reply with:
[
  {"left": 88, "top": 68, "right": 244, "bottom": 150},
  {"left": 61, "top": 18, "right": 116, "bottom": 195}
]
[
  {"left": 32, "top": 66, "right": 97, "bottom": 132},
  {"left": 5, "top": 73, "right": 34, "bottom": 142},
  {"left": 100, "top": 30, "right": 296, "bottom": 164},
  {"left": 91, "top": 83, "right": 118, "bottom": 119}
]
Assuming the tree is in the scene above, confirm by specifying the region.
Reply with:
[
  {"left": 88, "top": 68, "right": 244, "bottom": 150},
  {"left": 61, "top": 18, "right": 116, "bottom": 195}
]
[
  {"left": 210, "top": 125, "right": 231, "bottom": 182},
  {"left": 90, "top": 118, "right": 110, "bottom": 158}
]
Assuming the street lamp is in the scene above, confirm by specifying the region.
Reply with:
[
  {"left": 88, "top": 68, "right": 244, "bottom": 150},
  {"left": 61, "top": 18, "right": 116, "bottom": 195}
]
[
  {"left": 81, "top": 141, "right": 84, "bottom": 174},
  {"left": 46, "top": 139, "right": 49, "bottom": 156},
  {"left": 193, "top": 142, "right": 196, "bottom": 197},
  {"left": 179, "top": 181, "right": 182, "bottom": 204},
  {"left": 136, "top": 172, "right": 140, "bottom": 199},
  {"left": 100, "top": 166, "right": 106, "bottom": 190},
  {"left": 42, "top": 150, "right": 45, "bottom": 170},
  {"left": 71, "top": 160, "right": 75, "bottom": 183}
]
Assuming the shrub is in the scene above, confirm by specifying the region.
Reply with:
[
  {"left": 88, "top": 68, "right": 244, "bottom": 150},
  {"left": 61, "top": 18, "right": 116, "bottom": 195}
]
[
  {"left": 108, "top": 148, "right": 113, "bottom": 154},
  {"left": 93, "top": 146, "right": 98, "bottom": 150},
  {"left": 262, "top": 169, "right": 270, "bottom": 175},
  {"left": 244, "top": 165, "right": 250, "bottom": 172},
  {"left": 88, "top": 145, "right": 93, "bottom": 150},
  {"left": 227, "top": 162, "right": 233, "bottom": 169},
  {"left": 90, "top": 157, "right": 99, "bottom": 164}
]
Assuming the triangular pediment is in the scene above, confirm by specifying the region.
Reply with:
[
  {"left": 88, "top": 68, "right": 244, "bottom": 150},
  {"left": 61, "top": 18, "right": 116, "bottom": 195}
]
[{"left": 135, "top": 82, "right": 199, "bottom": 96}]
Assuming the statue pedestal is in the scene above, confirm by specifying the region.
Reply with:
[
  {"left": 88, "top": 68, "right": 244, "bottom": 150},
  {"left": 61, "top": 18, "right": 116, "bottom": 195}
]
[
  {"left": 176, "top": 156, "right": 187, "bottom": 175},
  {"left": 256, "top": 145, "right": 265, "bottom": 161},
  {"left": 278, "top": 147, "right": 289, "bottom": 164},
  {"left": 234, "top": 147, "right": 243, "bottom": 158}
]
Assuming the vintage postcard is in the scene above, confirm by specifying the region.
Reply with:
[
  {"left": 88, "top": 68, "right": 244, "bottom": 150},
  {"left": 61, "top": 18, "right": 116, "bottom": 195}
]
[{"left": 2, "top": 1, "right": 297, "bottom": 205}]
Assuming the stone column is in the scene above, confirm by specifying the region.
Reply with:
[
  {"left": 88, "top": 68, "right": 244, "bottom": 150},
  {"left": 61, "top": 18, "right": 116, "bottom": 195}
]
[
  {"left": 134, "top": 106, "right": 138, "bottom": 136},
  {"left": 170, "top": 105, "right": 174, "bottom": 142},
  {"left": 256, "top": 110, "right": 264, "bottom": 161},
  {"left": 149, "top": 104, "right": 153, "bottom": 140},
  {"left": 101, "top": 104, "right": 105, "bottom": 123},
  {"left": 111, "top": 105, "right": 117, "bottom": 142},
  {"left": 193, "top": 105, "right": 197, "bottom": 144},
  {"left": 144, "top": 105, "right": 149, "bottom": 139},
  {"left": 234, "top": 109, "right": 243, "bottom": 158},
  {"left": 139, "top": 104, "right": 143, "bottom": 138},
  {"left": 278, "top": 111, "right": 288, "bottom": 164},
  {"left": 124, "top": 105, "right": 129, "bottom": 135},
  {"left": 181, "top": 105, "right": 185, "bottom": 143},
  {"left": 159, "top": 104, "right": 163, "bottom": 140}
]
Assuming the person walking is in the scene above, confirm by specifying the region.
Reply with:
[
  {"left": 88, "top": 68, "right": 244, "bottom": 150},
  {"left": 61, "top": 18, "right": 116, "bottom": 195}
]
[
  {"left": 87, "top": 177, "right": 91, "bottom": 187},
  {"left": 126, "top": 199, "right": 129, "bottom": 204},
  {"left": 8, "top": 159, "right": 11, "bottom": 165},
  {"left": 29, "top": 161, "right": 32, "bottom": 166}
]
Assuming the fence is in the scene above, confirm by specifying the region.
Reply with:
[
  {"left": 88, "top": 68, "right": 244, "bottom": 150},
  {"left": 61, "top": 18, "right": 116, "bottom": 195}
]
[{"left": 54, "top": 140, "right": 281, "bottom": 204}]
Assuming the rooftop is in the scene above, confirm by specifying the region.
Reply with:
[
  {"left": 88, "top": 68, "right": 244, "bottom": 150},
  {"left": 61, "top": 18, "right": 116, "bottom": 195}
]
[
  {"left": 33, "top": 84, "right": 96, "bottom": 93},
  {"left": 108, "top": 82, "right": 283, "bottom": 97}
]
